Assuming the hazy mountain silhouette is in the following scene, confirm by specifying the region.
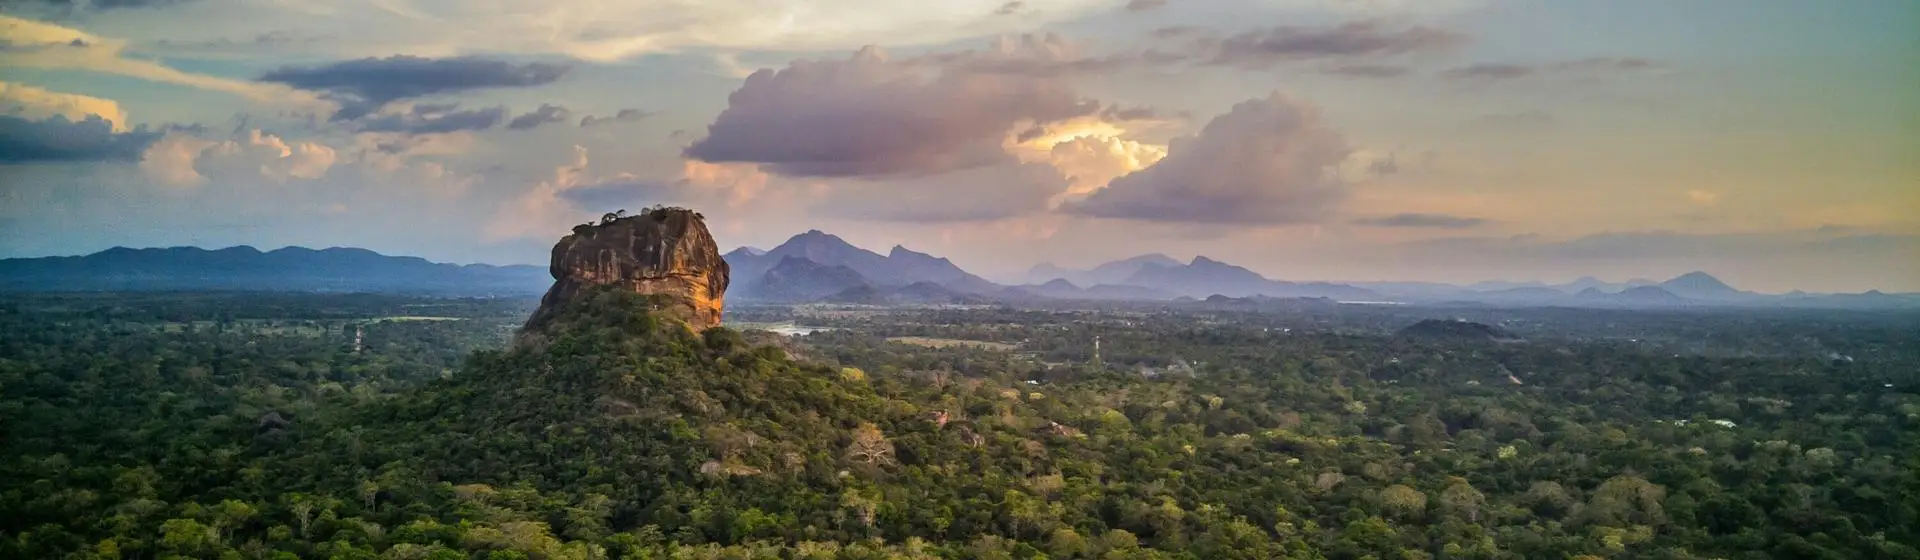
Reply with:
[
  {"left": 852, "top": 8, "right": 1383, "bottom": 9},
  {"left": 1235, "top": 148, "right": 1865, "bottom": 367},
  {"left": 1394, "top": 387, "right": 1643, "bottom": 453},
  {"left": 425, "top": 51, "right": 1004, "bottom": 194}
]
[
  {"left": 1122, "top": 256, "right": 1379, "bottom": 299},
  {"left": 1028, "top": 253, "right": 1182, "bottom": 286},
  {"left": 726, "top": 231, "right": 996, "bottom": 296},
  {"left": 0, "top": 246, "right": 547, "bottom": 295}
]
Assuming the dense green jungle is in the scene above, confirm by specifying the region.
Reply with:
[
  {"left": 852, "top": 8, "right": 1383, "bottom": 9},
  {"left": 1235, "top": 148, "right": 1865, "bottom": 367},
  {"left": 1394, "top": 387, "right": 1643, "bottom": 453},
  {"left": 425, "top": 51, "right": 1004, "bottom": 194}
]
[{"left": 3, "top": 292, "right": 1917, "bottom": 559}]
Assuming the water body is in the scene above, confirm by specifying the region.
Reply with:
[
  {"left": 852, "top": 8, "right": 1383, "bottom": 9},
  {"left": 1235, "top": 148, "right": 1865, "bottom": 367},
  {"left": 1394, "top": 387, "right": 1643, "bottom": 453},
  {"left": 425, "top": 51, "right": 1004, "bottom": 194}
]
[{"left": 729, "top": 322, "right": 834, "bottom": 336}]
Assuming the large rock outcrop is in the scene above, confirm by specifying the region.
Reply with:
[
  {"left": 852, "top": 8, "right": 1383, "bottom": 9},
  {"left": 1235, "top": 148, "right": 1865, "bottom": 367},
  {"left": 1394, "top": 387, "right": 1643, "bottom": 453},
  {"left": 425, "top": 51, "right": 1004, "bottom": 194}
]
[{"left": 524, "top": 208, "right": 730, "bottom": 332}]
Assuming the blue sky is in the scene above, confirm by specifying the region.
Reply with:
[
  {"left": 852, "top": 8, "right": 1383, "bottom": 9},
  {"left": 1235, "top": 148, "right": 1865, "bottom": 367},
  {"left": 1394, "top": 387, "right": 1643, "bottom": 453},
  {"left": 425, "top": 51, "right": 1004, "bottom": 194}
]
[{"left": 0, "top": 0, "right": 1914, "bottom": 291}]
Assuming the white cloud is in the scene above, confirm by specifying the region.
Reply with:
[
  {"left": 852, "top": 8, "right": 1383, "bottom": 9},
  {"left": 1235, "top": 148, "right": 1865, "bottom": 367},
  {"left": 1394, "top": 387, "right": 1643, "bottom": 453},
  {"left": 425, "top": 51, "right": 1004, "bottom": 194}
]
[
  {"left": 140, "top": 129, "right": 338, "bottom": 187},
  {"left": 0, "top": 81, "right": 130, "bottom": 132}
]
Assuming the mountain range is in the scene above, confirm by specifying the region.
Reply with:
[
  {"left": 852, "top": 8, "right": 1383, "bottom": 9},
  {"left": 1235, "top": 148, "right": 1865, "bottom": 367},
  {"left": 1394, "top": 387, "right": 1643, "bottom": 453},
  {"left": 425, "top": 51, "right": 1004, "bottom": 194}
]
[
  {"left": 724, "top": 230, "right": 999, "bottom": 303},
  {"left": 0, "top": 246, "right": 549, "bottom": 295},
  {"left": 1, "top": 236, "right": 1911, "bottom": 309}
]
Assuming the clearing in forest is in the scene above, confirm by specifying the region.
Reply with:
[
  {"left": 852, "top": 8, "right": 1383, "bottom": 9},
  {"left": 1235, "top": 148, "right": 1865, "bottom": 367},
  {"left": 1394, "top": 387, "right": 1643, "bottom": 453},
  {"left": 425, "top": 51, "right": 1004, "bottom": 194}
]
[{"left": 886, "top": 336, "right": 1017, "bottom": 351}]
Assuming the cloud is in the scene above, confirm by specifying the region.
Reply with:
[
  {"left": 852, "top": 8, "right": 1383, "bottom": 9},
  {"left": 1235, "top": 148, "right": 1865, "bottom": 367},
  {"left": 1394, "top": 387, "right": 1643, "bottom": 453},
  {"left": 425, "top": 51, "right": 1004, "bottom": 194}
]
[
  {"left": 1354, "top": 212, "right": 1487, "bottom": 228},
  {"left": 1203, "top": 20, "right": 1467, "bottom": 69},
  {"left": 138, "top": 129, "right": 338, "bottom": 187},
  {"left": 1439, "top": 63, "right": 1532, "bottom": 81},
  {"left": 9, "top": 0, "right": 191, "bottom": 10},
  {"left": 1321, "top": 63, "right": 1411, "bottom": 78},
  {"left": 993, "top": 1, "right": 1024, "bottom": 15},
  {"left": 1062, "top": 92, "right": 1352, "bottom": 224},
  {"left": 1405, "top": 229, "right": 1918, "bottom": 261},
  {"left": 0, "top": 114, "right": 162, "bottom": 163},
  {"left": 1443, "top": 57, "right": 1657, "bottom": 82},
  {"left": 147, "top": 30, "right": 331, "bottom": 55},
  {"left": 909, "top": 33, "right": 1189, "bottom": 77},
  {"left": 555, "top": 179, "right": 686, "bottom": 211},
  {"left": 813, "top": 161, "right": 1070, "bottom": 222},
  {"left": 685, "top": 44, "right": 1099, "bottom": 178},
  {"left": 1125, "top": 0, "right": 1167, "bottom": 12},
  {"left": 488, "top": 146, "right": 679, "bottom": 241},
  {"left": 506, "top": 104, "right": 571, "bottom": 130},
  {"left": 578, "top": 108, "right": 651, "bottom": 127},
  {"left": 0, "top": 15, "right": 327, "bottom": 110},
  {"left": 353, "top": 104, "right": 506, "bottom": 134},
  {"left": 0, "top": 81, "right": 129, "bottom": 132},
  {"left": 258, "top": 55, "right": 570, "bottom": 120},
  {"left": 1040, "top": 135, "right": 1167, "bottom": 197},
  {"left": 1686, "top": 189, "right": 1720, "bottom": 206}
]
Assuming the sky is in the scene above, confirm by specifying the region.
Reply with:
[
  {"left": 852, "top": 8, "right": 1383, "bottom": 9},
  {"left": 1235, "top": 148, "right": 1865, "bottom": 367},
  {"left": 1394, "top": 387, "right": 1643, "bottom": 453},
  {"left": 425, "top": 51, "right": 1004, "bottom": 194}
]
[{"left": 0, "top": 0, "right": 1915, "bottom": 293}]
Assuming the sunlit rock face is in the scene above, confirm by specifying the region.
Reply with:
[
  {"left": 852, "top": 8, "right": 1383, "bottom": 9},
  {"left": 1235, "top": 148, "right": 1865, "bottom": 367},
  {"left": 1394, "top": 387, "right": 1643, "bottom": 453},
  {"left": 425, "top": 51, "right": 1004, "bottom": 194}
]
[{"left": 525, "top": 207, "right": 731, "bottom": 332}]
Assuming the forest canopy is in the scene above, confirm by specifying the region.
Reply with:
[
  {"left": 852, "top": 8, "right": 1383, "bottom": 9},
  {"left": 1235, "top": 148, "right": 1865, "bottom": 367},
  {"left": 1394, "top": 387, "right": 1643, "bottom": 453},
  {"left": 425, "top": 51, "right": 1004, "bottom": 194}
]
[{"left": 2, "top": 291, "right": 1917, "bottom": 559}]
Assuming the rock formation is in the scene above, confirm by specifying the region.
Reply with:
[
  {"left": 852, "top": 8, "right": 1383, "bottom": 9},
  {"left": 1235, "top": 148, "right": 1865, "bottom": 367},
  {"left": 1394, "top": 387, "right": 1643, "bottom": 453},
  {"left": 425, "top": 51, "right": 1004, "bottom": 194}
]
[{"left": 524, "top": 207, "right": 730, "bottom": 331}]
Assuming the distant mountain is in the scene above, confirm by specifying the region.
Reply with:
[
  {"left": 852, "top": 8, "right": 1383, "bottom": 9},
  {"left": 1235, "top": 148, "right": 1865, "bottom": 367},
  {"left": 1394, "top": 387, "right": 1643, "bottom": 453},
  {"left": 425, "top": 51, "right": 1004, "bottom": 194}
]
[
  {"left": 1122, "top": 256, "right": 1379, "bottom": 300},
  {"left": 1028, "top": 254, "right": 1183, "bottom": 286},
  {"left": 740, "top": 257, "right": 870, "bottom": 302},
  {"left": 0, "top": 246, "right": 548, "bottom": 295},
  {"left": 1611, "top": 285, "right": 1689, "bottom": 304},
  {"left": 726, "top": 231, "right": 997, "bottom": 295},
  {"left": 1659, "top": 271, "right": 1740, "bottom": 299},
  {"left": 885, "top": 246, "right": 999, "bottom": 294},
  {"left": 1466, "top": 280, "right": 1548, "bottom": 291}
]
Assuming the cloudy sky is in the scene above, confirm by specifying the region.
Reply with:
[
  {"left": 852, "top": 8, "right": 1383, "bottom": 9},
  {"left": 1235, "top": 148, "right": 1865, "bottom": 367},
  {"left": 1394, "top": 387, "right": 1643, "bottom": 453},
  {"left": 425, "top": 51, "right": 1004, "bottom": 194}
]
[{"left": 1, "top": 0, "right": 1914, "bottom": 292}]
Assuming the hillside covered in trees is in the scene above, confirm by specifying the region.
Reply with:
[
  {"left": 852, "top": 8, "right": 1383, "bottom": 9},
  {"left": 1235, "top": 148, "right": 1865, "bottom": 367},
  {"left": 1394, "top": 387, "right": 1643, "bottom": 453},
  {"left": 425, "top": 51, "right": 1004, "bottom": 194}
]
[{"left": 2, "top": 291, "right": 1917, "bottom": 559}]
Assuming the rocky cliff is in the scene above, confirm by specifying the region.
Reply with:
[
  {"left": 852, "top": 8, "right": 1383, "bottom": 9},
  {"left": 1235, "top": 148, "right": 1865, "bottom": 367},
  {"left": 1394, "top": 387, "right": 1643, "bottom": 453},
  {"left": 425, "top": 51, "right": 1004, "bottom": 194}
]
[{"left": 524, "top": 208, "right": 730, "bottom": 332}]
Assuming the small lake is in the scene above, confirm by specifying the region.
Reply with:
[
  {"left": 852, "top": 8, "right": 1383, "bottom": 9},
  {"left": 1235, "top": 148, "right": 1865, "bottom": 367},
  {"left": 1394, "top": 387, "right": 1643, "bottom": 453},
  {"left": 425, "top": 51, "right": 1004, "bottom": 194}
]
[{"left": 730, "top": 322, "right": 834, "bottom": 336}]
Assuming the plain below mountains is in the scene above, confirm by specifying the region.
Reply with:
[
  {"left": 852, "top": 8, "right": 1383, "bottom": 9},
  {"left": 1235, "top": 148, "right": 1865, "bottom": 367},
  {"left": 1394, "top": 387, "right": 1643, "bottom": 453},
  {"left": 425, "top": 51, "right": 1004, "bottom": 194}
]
[
  {"left": 0, "top": 246, "right": 549, "bottom": 295},
  {"left": 726, "top": 231, "right": 1385, "bottom": 304},
  {"left": 4, "top": 236, "right": 1911, "bottom": 309}
]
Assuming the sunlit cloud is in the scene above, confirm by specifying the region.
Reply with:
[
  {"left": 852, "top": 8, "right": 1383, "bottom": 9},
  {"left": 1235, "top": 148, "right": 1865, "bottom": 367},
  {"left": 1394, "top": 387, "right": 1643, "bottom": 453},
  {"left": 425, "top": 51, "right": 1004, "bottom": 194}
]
[{"left": 0, "top": 15, "right": 329, "bottom": 112}]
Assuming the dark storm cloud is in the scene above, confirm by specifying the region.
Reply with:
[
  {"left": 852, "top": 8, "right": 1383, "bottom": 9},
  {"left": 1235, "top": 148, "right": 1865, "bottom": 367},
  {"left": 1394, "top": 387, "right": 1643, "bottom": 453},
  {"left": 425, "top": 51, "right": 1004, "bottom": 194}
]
[
  {"left": 1063, "top": 92, "right": 1352, "bottom": 224},
  {"left": 1443, "top": 57, "right": 1657, "bottom": 82},
  {"left": 355, "top": 105, "right": 506, "bottom": 134},
  {"left": 258, "top": 55, "right": 571, "bottom": 120},
  {"left": 1355, "top": 213, "right": 1488, "bottom": 229},
  {"left": 0, "top": 115, "right": 162, "bottom": 163},
  {"left": 684, "top": 45, "right": 1100, "bottom": 178},
  {"left": 1205, "top": 21, "right": 1468, "bottom": 69},
  {"left": 1126, "top": 0, "right": 1168, "bottom": 12},
  {"left": 507, "top": 104, "right": 571, "bottom": 130},
  {"left": 578, "top": 108, "right": 652, "bottom": 127}
]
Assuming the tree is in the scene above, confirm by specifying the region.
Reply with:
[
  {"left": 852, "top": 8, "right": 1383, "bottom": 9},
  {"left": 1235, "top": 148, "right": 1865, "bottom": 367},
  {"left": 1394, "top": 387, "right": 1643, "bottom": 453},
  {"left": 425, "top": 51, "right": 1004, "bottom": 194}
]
[
  {"left": 1380, "top": 484, "right": 1428, "bottom": 520},
  {"left": 1439, "top": 482, "right": 1488, "bottom": 524},
  {"left": 844, "top": 423, "right": 895, "bottom": 467},
  {"left": 1585, "top": 475, "right": 1667, "bottom": 528}
]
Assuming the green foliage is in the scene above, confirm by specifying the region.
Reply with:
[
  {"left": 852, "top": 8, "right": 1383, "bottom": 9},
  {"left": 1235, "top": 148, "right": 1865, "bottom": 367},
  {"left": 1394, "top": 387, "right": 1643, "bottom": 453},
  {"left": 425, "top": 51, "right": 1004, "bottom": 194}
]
[{"left": 3, "top": 292, "right": 1918, "bottom": 558}]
